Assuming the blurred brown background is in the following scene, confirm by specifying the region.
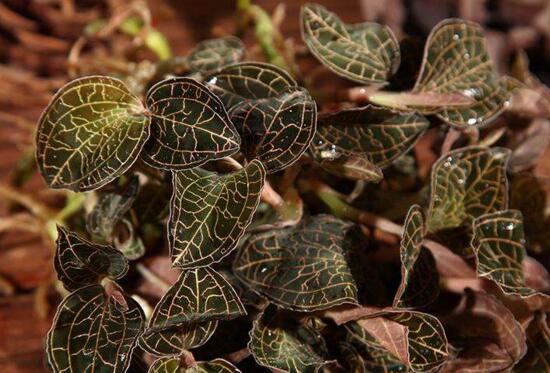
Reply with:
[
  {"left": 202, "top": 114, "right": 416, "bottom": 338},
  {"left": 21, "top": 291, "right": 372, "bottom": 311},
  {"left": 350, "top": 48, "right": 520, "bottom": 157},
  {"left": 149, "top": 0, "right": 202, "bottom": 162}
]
[{"left": 1, "top": 0, "right": 550, "bottom": 372}]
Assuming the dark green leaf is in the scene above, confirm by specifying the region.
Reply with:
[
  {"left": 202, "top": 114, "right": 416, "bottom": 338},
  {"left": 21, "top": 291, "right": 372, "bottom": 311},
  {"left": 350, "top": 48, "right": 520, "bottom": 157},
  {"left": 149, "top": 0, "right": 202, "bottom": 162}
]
[
  {"left": 149, "top": 358, "right": 241, "bottom": 373},
  {"left": 143, "top": 78, "right": 240, "bottom": 170},
  {"left": 46, "top": 284, "right": 145, "bottom": 373},
  {"left": 86, "top": 175, "right": 140, "bottom": 240},
  {"left": 393, "top": 205, "right": 439, "bottom": 309},
  {"left": 472, "top": 210, "right": 537, "bottom": 297},
  {"left": 141, "top": 267, "right": 245, "bottom": 353},
  {"left": 36, "top": 76, "right": 150, "bottom": 191},
  {"left": 249, "top": 305, "right": 331, "bottom": 373},
  {"left": 140, "top": 321, "right": 218, "bottom": 356},
  {"left": 515, "top": 312, "right": 550, "bottom": 372},
  {"left": 346, "top": 310, "right": 449, "bottom": 372},
  {"left": 186, "top": 36, "right": 245, "bottom": 74},
  {"left": 229, "top": 87, "right": 317, "bottom": 173},
  {"left": 301, "top": 4, "right": 400, "bottom": 84},
  {"left": 204, "top": 62, "right": 297, "bottom": 109},
  {"left": 413, "top": 19, "right": 509, "bottom": 128},
  {"left": 55, "top": 226, "right": 128, "bottom": 291},
  {"left": 233, "top": 215, "right": 359, "bottom": 311},
  {"left": 427, "top": 146, "right": 510, "bottom": 255},
  {"left": 169, "top": 160, "right": 265, "bottom": 268},
  {"left": 310, "top": 106, "right": 429, "bottom": 175}
]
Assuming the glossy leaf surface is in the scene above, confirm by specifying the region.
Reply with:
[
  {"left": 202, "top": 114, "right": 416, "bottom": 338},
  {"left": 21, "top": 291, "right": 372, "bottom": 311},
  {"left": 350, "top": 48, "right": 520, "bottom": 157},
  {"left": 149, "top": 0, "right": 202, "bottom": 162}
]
[
  {"left": 393, "top": 205, "right": 439, "bottom": 309},
  {"left": 301, "top": 4, "right": 400, "bottom": 84},
  {"left": 413, "top": 19, "right": 509, "bottom": 127},
  {"left": 46, "top": 284, "right": 144, "bottom": 373},
  {"left": 149, "top": 358, "right": 241, "bottom": 373},
  {"left": 36, "top": 76, "right": 150, "bottom": 191},
  {"left": 229, "top": 87, "right": 317, "bottom": 173},
  {"left": 140, "top": 321, "right": 218, "bottom": 356},
  {"left": 186, "top": 36, "right": 245, "bottom": 74},
  {"left": 143, "top": 267, "right": 245, "bottom": 335},
  {"left": 249, "top": 305, "right": 331, "bottom": 373},
  {"left": 143, "top": 78, "right": 240, "bottom": 170},
  {"left": 310, "top": 106, "right": 429, "bottom": 171},
  {"left": 204, "top": 62, "right": 297, "bottom": 109},
  {"left": 472, "top": 210, "right": 536, "bottom": 297},
  {"left": 233, "top": 215, "right": 359, "bottom": 311},
  {"left": 427, "top": 146, "right": 510, "bottom": 254},
  {"left": 86, "top": 175, "right": 140, "bottom": 240},
  {"left": 169, "top": 160, "right": 265, "bottom": 268},
  {"left": 55, "top": 226, "right": 128, "bottom": 291}
]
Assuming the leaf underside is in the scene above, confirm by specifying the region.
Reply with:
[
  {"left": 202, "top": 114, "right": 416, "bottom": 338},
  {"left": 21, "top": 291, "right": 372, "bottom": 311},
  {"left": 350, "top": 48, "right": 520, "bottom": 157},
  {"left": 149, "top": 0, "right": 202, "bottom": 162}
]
[
  {"left": 36, "top": 76, "right": 150, "bottom": 191},
  {"left": 229, "top": 87, "right": 317, "bottom": 173},
  {"left": 169, "top": 160, "right": 266, "bottom": 268},
  {"left": 233, "top": 214, "right": 359, "bottom": 311},
  {"left": 301, "top": 3, "right": 400, "bottom": 84},
  {"left": 249, "top": 305, "right": 331, "bottom": 373},
  {"left": 204, "top": 62, "right": 297, "bottom": 109},
  {"left": 55, "top": 226, "right": 128, "bottom": 291},
  {"left": 413, "top": 19, "right": 509, "bottom": 127},
  {"left": 46, "top": 284, "right": 144, "bottom": 373},
  {"left": 143, "top": 77, "right": 240, "bottom": 170}
]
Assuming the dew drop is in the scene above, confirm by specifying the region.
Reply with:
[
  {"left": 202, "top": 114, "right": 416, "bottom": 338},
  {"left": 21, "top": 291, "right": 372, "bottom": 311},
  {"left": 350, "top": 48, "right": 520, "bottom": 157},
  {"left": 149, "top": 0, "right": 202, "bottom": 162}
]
[
  {"left": 467, "top": 117, "right": 478, "bottom": 126},
  {"left": 260, "top": 266, "right": 268, "bottom": 273},
  {"left": 463, "top": 52, "right": 471, "bottom": 59},
  {"left": 453, "top": 34, "right": 460, "bottom": 41},
  {"left": 506, "top": 223, "right": 515, "bottom": 231}
]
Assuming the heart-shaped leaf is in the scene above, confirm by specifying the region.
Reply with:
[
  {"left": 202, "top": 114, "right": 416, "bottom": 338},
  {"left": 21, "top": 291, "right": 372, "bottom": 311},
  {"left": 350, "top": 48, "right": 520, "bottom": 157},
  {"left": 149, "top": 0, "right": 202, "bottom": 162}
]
[
  {"left": 440, "top": 289, "right": 526, "bottom": 373},
  {"left": 345, "top": 310, "right": 449, "bottom": 372},
  {"left": 310, "top": 106, "right": 429, "bottom": 176},
  {"left": 46, "top": 284, "right": 145, "bottom": 373},
  {"left": 140, "top": 321, "right": 218, "bottom": 356},
  {"left": 149, "top": 358, "right": 241, "bottom": 373},
  {"left": 229, "top": 87, "right": 317, "bottom": 173},
  {"left": 143, "top": 78, "right": 241, "bottom": 170},
  {"left": 515, "top": 312, "right": 550, "bottom": 372},
  {"left": 412, "top": 19, "right": 510, "bottom": 127},
  {"left": 472, "top": 210, "right": 538, "bottom": 297},
  {"left": 145, "top": 267, "right": 245, "bottom": 332},
  {"left": 204, "top": 62, "right": 297, "bottom": 109},
  {"left": 86, "top": 175, "right": 140, "bottom": 240},
  {"left": 301, "top": 4, "right": 400, "bottom": 84},
  {"left": 36, "top": 76, "right": 150, "bottom": 191},
  {"left": 169, "top": 160, "right": 266, "bottom": 268},
  {"left": 186, "top": 36, "right": 245, "bottom": 74},
  {"left": 141, "top": 267, "right": 245, "bottom": 354},
  {"left": 393, "top": 205, "right": 439, "bottom": 309},
  {"left": 233, "top": 215, "right": 359, "bottom": 311},
  {"left": 427, "top": 146, "right": 510, "bottom": 255},
  {"left": 249, "top": 305, "right": 332, "bottom": 373},
  {"left": 55, "top": 226, "right": 128, "bottom": 291}
]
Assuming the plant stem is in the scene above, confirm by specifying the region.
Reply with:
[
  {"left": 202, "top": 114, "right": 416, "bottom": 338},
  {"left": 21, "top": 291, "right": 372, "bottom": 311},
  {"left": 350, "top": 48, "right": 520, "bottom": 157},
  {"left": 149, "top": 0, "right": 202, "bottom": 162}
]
[{"left": 0, "top": 183, "right": 55, "bottom": 221}]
